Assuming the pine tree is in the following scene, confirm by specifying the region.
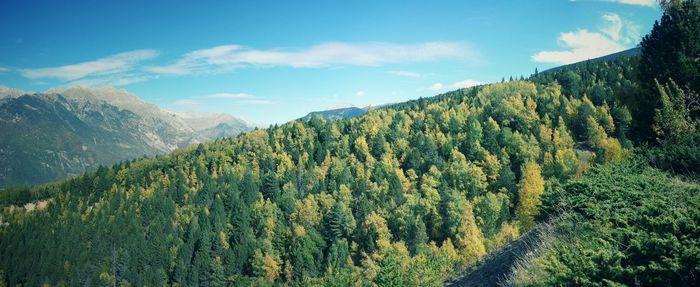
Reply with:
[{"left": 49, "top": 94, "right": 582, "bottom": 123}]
[
  {"left": 638, "top": 0, "right": 700, "bottom": 135},
  {"left": 326, "top": 201, "right": 348, "bottom": 241},
  {"left": 325, "top": 239, "right": 350, "bottom": 271},
  {"left": 406, "top": 216, "right": 429, "bottom": 254},
  {"left": 375, "top": 251, "right": 404, "bottom": 287},
  {"left": 210, "top": 256, "right": 227, "bottom": 287},
  {"left": 261, "top": 172, "right": 281, "bottom": 201},
  {"left": 653, "top": 80, "right": 697, "bottom": 141},
  {"left": 586, "top": 116, "right": 607, "bottom": 147}
]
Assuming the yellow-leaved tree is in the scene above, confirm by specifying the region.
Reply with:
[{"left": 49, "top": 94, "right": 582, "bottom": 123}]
[
  {"left": 516, "top": 162, "right": 545, "bottom": 230},
  {"left": 454, "top": 202, "right": 486, "bottom": 264}
]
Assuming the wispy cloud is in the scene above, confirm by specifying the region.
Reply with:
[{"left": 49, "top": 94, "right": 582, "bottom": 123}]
[
  {"left": 355, "top": 90, "right": 366, "bottom": 97},
  {"left": 532, "top": 13, "right": 639, "bottom": 65},
  {"left": 68, "top": 73, "right": 151, "bottom": 87},
  {"left": 147, "top": 42, "right": 478, "bottom": 76},
  {"left": 0, "top": 67, "right": 9, "bottom": 74},
  {"left": 430, "top": 79, "right": 482, "bottom": 91},
  {"left": 601, "top": 13, "right": 623, "bottom": 41},
  {"left": 20, "top": 50, "right": 158, "bottom": 81},
  {"left": 388, "top": 70, "right": 421, "bottom": 78},
  {"left": 605, "top": 0, "right": 656, "bottom": 7},
  {"left": 13, "top": 42, "right": 479, "bottom": 88}
]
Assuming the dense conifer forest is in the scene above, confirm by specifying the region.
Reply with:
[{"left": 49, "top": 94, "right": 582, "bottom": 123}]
[{"left": 1, "top": 1, "right": 699, "bottom": 286}]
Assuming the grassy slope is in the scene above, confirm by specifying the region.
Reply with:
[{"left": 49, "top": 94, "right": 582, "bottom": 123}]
[
  {"left": 507, "top": 160, "right": 700, "bottom": 286},
  {"left": 451, "top": 159, "right": 700, "bottom": 286}
]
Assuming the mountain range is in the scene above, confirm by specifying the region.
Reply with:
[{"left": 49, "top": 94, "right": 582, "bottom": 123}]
[
  {"left": 301, "top": 106, "right": 369, "bottom": 120},
  {"left": 0, "top": 86, "right": 254, "bottom": 187}
]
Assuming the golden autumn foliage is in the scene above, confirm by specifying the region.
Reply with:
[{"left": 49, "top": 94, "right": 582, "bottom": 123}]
[
  {"left": 454, "top": 202, "right": 487, "bottom": 264},
  {"left": 516, "top": 162, "right": 545, "bottom": 230}
]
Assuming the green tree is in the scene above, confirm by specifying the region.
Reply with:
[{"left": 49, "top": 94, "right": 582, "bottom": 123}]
[
  {"left": 406, "top": 215, "right": 429, "bottom": 254},
  {"left": 261, "top": 172, "right": 281, "bottom": 201},
  {"left": 641, "top": 0, "right": 700, "bottom": 94},
  {"left": 653, "top": 80, "right": 697, "bottom": 141},
  {"left": 638, "top": 0, "right": 700, "bottom": 134},
  {"left": 325, "top": 201, "right": 350, "bottom": 241},
  {"left": 473, "top": 192, "right": 509, "bottom": 238},
  {"left": 375, "top": 250, "right": 404, "bottom": 287}
]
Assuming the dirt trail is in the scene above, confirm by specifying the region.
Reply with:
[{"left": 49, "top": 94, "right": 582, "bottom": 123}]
[{"left": 446, "top": 226, "right": 545, "bottom": 287}]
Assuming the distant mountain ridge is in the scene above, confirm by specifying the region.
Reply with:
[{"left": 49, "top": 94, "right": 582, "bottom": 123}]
[
  {"left": 0, "top": 86, "right": 253, "bottom": 187},
  {"left": 540, "top": 47, "right": 641, "bottom": 74},
  {"left": 301, "top": 106, "right": 369, "bottom": 120}
]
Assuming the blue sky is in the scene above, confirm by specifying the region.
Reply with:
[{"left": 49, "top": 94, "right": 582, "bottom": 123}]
[{"left": 0, "top": 0, "right": 661, "bottom": 125}]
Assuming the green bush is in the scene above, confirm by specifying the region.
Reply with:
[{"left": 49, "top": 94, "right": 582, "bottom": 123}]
[
  {"left": 517, "top": 162, "right": 700, "bottom": 286},
  {"left": 640, "top": 131, "right": 700, "bottom": 174}
]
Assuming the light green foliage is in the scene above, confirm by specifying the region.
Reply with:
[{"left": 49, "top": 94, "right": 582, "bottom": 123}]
[
  {"left": 653, "top": 80, "right": 697, "bottom": 141},
  {"left": 473, "top": 192, "right": 510, "bottom": 239}
]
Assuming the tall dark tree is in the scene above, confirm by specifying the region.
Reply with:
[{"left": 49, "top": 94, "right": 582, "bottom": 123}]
[
  {"left": 638, "top": 0, "right": 700, "bottom": 135},
  {"left": 261, "top": 172, "right": 281, "bottom": 201}
]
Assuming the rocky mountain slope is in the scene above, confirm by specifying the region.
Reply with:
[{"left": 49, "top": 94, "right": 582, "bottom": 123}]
[
  {"left": 0, "top": 86, "right": 253, "bottom": 187},
  {"left": 301, "top": 106, "right": 368, "bottom": 120}
]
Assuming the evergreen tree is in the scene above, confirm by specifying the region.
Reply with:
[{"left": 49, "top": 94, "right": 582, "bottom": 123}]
[
  {"left": 375, "top": 251, "right": 404, "bottom": 287},
  {"left": 638, "top": 0, "right": 700, "bottom": 135},
  {"left": 653, "top": 79, "right": 697, "bottom": 141},
  {"left": 261, "top": 172, "right": 281, "bottom": 201}
]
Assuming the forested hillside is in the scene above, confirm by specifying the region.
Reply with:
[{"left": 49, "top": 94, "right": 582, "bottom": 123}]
[
  {"left": 0, "top": 76, "right": 632, "bottom": 286},
  {"left": 1, "top": 1, "right": 699, "bottom": 286}
]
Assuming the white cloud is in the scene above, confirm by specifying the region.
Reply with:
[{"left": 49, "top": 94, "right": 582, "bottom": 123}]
[
  {"left": 21, "top": 50, "right": 158, "bottom": 80},
  {"left": 532, "top": 29, "right": 624, "bottom": 64},
  {"left": 15, "top": 42, "right": 478, "bottom": 88},
  {"left": 0, "top": 67, "right": 9, "bottom": 73},
  {"left": 430, "top": 83, "right": 444, "bottom": 91},
  {"left": 355, "top": 90, "right": 365, "bottom": 97},
  {"left": 430, "top": 79, "right": 482, "bottom": 92},
  {"left": 68, "top": 74, "right": 150, "bottom": 87},
  {"left": 147, "top": 42, "right": 478, "bottom": 76},
  {"left": 388, "top": 70, "right": 421, "bottom": 78},
  {"left": 606, "top": 0, "right": 656, "bottom": 7},
  {"left": 532, "top": 13, "right": 642, "bottom": 65},
  {"left": 601, "top": 13, "right": 623, "bottom": 41},
  {"left": 450, "top": 79, "right": 482, "bottom": 89}
]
